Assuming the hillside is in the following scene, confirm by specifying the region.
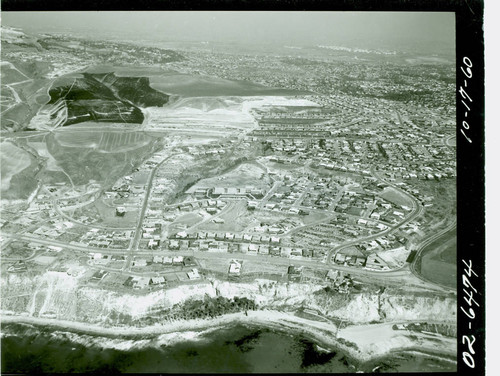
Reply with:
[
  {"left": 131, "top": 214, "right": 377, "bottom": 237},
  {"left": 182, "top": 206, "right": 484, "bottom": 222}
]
[
  {"left": 0, "top": 26, "right": 181, "bottom": 131},
  {"left": 1, "top": 271, "right": 455, "bottom": 328}
]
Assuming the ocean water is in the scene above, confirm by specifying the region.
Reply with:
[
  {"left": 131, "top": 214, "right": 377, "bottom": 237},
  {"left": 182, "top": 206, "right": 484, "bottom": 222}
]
[{"left": 1, "top": 323, "right": 455, "bottom": 373}]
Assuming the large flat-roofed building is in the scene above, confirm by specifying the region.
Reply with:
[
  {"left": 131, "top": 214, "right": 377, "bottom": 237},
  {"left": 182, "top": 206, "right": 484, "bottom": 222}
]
[{"left": 211, "top": 186, "right": 263, "bottom": 197}]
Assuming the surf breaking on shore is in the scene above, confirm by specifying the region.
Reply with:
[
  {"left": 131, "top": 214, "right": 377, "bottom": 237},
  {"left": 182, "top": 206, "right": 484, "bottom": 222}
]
[{"left": 1, "top": 308, "right": 456, "bottom": 365}]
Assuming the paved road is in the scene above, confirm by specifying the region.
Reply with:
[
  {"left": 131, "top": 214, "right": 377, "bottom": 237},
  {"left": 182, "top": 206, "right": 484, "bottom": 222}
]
[
  {"left": 282, "top": 214, "right": 335, "bottom": 237},
  {"left": 408, "top": 220, "right": 457, "bottom": 292},
  {"left": 0, "top": 232, "right": 126, "bottom": 254},
  {"left": 52, "top": 197, "right": 135, "bottom": 231},
  {"left": 185, "top": 201, "right": 236, "bottom": 234},
  {"left": 1, "top": 229, "right": 449, "bottom": 293},
  {"left": 326, "top": 166, "right": 424, "bottom": 264},
  {"left": 258, "top": 181, "right": 283, "bottom": 209},
  {"left": 170, "top": 250, "right": 448, "bottom": 291},
  {"left": 124, "top": 153, "right": 182, "bottom": 270},
  {"left": 0, "top": 141, "right": 452, "bottom": 295},
  {"left": 291, "top": 182, "right": 313, "bottom": 209}
]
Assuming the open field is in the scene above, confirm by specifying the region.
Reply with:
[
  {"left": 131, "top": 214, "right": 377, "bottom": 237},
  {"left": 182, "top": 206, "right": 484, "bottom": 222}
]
[
  {"left": 132, "top": 171, "right": 150, "bottom": 185},
  {"left": 409, "top": 180, "right": 456, "bottom": 225},
  {"left": 172, "top": 212, "right": 204, "bottom": 227},
  {"left": 240, "top": 260, "right": 288, "bottom": 275},
  {"left": 1, "top": 103, "right": 31, "bottom": 130},
  {"left": 189, "top": 162, "right": 270, "bottom": 191},
  {"left": 1, "top": 142, "right": 32, "bottom": 191},
  {"left": 89, "top": 198, "right": 140, "bottom": 227},
  {"left": 27, "top": 141, "right": 63, "bottom": 172},
  {"left": 0, "top": 65, "right": 30, "bottom": 84},
  {"left": 150, "top": 73, "right": 312, "bottom": 97},
  {"left": 199, "top": 205, "right": 313, "bottom": 234},
  {"left": 1, "top": 141, "right": 40, "bottom": 199},
  {"left": 45, "top": 131, "right": 161, "bottom": 186},
  {"left": 198, "top": 201, "right": 249, "bottom": 232},
  {"left": 84, "top": 65, "right": 177, "bottom": 77},
  {"left": 54, "top": 131, "right": 154, "bottom": 153},
  {"left": 379, "top": 187, "right": 413, "bottom": 207}
]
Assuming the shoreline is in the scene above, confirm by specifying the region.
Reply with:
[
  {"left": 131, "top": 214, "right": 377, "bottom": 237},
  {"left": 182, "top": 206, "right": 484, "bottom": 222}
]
[{"left": 1, "top": 310, "right": 456, "bottom": 365}]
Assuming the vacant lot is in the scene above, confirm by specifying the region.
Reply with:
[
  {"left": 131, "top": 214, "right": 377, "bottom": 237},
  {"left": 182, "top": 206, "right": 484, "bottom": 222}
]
[
  {"left": 173, "top": 212, "right": 204, "bottom": 227},
  {"left": 379, "top": 187, "right": 413, "bottom": 207},
  {"left": 93, "top": 198, "right": 139, "bottom": 227},
  {"left": 132, "top": 171, "right": 150, "bottom": 185},
  {"left": 199, "top": 201, "right": 249, "bottom": 232},
  {"left": 190, "top": 162, "right": 270, "bottom": 191}
]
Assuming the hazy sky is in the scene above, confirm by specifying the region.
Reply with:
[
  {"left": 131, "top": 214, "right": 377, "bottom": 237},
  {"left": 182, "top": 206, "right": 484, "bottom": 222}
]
[{"left": 2, "top": 11, "right": 454, "bottom": 46}]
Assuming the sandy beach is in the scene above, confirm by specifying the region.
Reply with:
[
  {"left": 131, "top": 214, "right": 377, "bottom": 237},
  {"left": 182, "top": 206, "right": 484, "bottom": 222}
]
[
  {"left": 1, "top": 310, "right": 456, "bottom": 364},
  {"left": 1, "top": 310, "right": 335, "bottom": 341},
  {"left": 337, "top": 321, "right": 456, "bottom": 361}
]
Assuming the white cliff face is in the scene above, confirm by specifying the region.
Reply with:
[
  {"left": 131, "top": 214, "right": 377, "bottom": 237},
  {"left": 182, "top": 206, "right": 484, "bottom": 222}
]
[
  {"left": 318, "top": 293, "right": 382, "bottom": 323},
  {"left": 1, "top": 272, "right": 456, "bottom": 326},
  {"left": 379, "top": 294, "right": 456, "bottom": 322},
  {"left": 309, "top": 289, "right": 456, "bottom": 324},
  {"left": 77, "top": 283, "right": 217, "bottom": 319},
  {"left": 212, "top": 279, "right": 324, "bottom": 307}
]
